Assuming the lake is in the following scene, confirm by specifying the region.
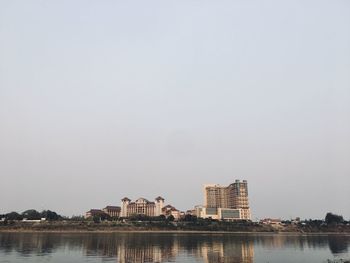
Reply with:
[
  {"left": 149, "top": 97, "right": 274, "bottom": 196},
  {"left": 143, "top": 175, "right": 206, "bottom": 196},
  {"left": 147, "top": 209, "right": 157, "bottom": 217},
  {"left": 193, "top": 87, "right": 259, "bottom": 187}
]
[{"left": 0, "top": 232, "right": 349, "bottom": 263}]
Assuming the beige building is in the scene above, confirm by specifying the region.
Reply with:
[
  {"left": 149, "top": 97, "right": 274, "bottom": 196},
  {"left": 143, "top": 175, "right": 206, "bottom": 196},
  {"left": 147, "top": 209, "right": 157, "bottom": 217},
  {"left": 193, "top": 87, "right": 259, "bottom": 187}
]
[
  {"left": 162, "top": 205, "right": 180, "bottom": 220},
  {"left": 103, "top": 206, "right": 121, "bottom": 218},
  {"left": 203, "top": 180, "right": 251, "bottom": 220},
  {"left": 85, "top": 209, "right": 106, "bottom": 219},
  {"left": 86, "top": 206, "right": 121, "bottom": 219},
  {"left": 121, "top": 196, "right": 165, "bottom": 217}
]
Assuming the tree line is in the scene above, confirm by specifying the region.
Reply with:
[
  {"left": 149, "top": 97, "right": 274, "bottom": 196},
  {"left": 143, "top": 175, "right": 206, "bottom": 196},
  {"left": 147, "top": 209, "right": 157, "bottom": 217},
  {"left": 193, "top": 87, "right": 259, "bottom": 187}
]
[
  {"left": 0, "top": 210, "right": 63, "bottom": 221},
  {"left": 1, "top": 210, "right": 347, "bottom": 225}
]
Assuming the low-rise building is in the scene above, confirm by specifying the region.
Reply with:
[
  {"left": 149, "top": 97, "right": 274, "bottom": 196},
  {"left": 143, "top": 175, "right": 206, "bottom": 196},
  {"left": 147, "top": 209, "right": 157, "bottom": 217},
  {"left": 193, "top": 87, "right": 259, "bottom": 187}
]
[
  {"left": 162, "top": 205, "right": 180, "bottom": 220},
  {"left": 194, "top": 206, "right": 207, "bottom": 219},
  {"left": 22, "top": 218, "right": 46, "bottom": 223},
  {"left": 103, "top": 206, "right": 121, "bottom": 218},
  {"left": 195, "top": 207, "right": 243, "bottom": 221},
  {"left": 260, "top": 218, "right": 282, "bottom": 225},
  {"left": 291, "top": 217, "right": 301, "bottom": 224},
  {"left": 85, "top": 209, "right": 106, "bottom": 219},
  {"left": 186, "top": 209, "right": 196, "bottom": 216}
]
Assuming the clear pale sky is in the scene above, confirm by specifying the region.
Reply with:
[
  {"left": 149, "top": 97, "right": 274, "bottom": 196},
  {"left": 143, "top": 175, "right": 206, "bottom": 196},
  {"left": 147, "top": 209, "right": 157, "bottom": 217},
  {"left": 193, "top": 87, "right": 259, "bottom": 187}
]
[{"left": 1, "top": 0, "right": 349, "bottom": 220}]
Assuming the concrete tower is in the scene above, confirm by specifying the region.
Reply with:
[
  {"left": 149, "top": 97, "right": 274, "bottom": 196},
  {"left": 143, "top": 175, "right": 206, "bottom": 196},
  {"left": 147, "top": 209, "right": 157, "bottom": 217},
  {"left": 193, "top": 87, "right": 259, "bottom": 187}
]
[
  {"left": 155, "top": 196, "right": 165, "bottom": 216},
  {"left": 121, "top": 197, "right": 131, "bottom": 217}
]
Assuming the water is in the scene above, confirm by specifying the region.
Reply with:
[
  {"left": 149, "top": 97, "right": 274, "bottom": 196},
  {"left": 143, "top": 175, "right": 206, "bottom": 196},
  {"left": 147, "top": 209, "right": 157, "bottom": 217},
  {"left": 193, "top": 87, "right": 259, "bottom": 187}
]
[{"left": 0, "top": 232, "right": 349, "bottom": 263}]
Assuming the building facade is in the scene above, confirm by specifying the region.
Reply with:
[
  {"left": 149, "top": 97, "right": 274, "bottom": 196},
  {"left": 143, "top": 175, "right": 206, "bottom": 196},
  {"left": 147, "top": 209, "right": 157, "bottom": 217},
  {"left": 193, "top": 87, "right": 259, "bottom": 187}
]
[
  {"left": 86, "top": 206, "right": 121, "bottom": 219},
  {"left": 103, "top": 206, "right": 121, "bottom": 218},
  {"left": 162, "top": 205, "right": 180, "bottom": 220},
  {"left": 85, "top": 209, "right": 106, "bottom": 219},
  {"left": 203, "top": 180, "right": 251, "bottom": 220},
  {"left": 121, "top": 196, "right": 165, "bottom": 217},
  {"left": 195, "top": 206, "right": 243, "bottom": 221}
]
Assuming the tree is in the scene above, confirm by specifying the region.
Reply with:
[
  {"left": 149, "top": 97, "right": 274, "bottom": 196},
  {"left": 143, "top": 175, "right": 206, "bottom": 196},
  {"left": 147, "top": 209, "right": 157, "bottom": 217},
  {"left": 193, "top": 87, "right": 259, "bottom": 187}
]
[
  {"left": 93, "top": 215, "right": 101, "bottom": 223},
  {"left": 70, "top": 215, "right": 85, "bottom": 221},
  {"left": 22, "top": 209, "right": 41, "bottom": 220},
  {"left": 5, "top": 212, "right": 23, "bottom": 221},
  {"left": 167, "top": 215, "right": 175, "bottom": 222},
  {"left": 92, "top": 213, "right": 111, "bottom": 223},
  {"left": 182, "top": 214, "right": 197, "bottom": 222},
  {"left": 158, "top": 215, "right": 166, "bottom": 221},
  {"left": 100, "top": 213, "right": 111, "bottom": 221},
  {"left": 325, "top": 213, "right": 344, "bottom": 225},
  {"left": 41, "top": 210, "right": 61, "bottom": 221}
]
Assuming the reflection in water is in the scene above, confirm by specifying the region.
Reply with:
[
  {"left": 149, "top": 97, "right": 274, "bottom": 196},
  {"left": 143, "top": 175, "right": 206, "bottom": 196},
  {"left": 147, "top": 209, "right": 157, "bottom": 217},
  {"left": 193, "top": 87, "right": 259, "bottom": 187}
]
[
  {"left": 0, "top": 233, "right": 349, "bottom": 263},
  {"left": 328, "top": 235, "right": 348, "bottom": 254},
  {"left": 198, "top": 239, "right": 254, "bottom": 263},
  {"left": 253, "top": 234, "right": 350, "bottom": 255}
]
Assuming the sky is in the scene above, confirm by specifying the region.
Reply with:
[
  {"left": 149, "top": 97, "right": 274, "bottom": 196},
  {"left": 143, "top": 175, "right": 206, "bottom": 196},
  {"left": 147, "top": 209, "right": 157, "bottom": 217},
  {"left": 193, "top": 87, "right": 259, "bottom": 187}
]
[{"left": 0, "top": 0, "right": 349, "bottom": 220}]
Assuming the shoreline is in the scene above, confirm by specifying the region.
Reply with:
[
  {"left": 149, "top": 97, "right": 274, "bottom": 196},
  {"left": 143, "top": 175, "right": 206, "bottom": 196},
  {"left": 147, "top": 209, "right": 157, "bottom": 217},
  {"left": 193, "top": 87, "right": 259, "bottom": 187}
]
[{"left": 1, "top": 229, "right": 349, "bottom": 235}]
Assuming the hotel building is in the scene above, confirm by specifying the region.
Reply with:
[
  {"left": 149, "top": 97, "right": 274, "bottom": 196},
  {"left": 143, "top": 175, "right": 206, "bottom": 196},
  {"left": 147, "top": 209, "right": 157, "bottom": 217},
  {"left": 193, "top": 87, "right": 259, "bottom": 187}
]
[
  {"left": 121, "top": 196, "right": 165, "bottom": 217},
  {"left": 202, "top": 180, "right": 251, "bottom": 220}
]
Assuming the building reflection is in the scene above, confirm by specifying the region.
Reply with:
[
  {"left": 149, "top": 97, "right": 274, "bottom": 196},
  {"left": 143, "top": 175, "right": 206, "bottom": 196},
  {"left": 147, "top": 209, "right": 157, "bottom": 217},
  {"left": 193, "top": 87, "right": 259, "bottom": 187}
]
[
  {"left": 81, "top": 233, "right": 179, "bottom": 262},
  {"left": 121, "top": 237, "right": 253, "bottom": 263},
  {"left": 198, "top": 240, "right": 254, "bottom": 263},
  {"left": 0, "top": 232, "right": 349, "bottom": 262},
  {"left": 328, "top": 235, "right": 348, "bottom": 255}
]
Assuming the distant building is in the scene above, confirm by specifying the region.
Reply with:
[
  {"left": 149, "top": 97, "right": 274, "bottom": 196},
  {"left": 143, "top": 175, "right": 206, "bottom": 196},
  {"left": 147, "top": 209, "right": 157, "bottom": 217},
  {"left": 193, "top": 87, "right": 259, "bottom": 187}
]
[
  {"left": 291, "top": 217, "right": 301, "bottom": 224},
  {"left": 22, "top": 218, "right": 46, "bottom": 223},
  {"left": 186, "top": 209, "right": 195, "bottom": 216},
  {"left": 194, "top": 205, "right": 204, "bottom": 217},
  {"left": 162, "top": 205, "right": 180, "bottom": 220},
  {"left": 103, "top": 206, "right": 121, "bottom": 218},
  {"left": 85, "top": 196, "right": 182, "bottom": 220},
  {"left": 260, "top": 218, "right": 282, "bottom": 225},
  {"left": 202, "top": 180, "right": 251, "bottom": 220},
  {"left": 85, "top": 209, "right": 106, "bottom": 219},
  {"left": 121, "top": 196, "right": 165, "bottom": 217},
  {"left": 195, "top": 206, "right": 243, "bottom": 221}
]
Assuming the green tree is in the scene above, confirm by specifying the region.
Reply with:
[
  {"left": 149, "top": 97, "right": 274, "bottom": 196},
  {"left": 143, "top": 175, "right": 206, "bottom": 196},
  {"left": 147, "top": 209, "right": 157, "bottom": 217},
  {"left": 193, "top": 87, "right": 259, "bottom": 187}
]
[
  {"left": 325, "top": 212, "right": 344, "bottom": 225},
  {"left": 22, "top": 209, "right": 41, "bottom": 220},
  {"left": 158, "top": 215, "right": 166, "bottom": 221},
  {"left": 41, "top": 210, "right": 61, "bottom": 221},
  {"left": 93, "top": 215, "right": 101, "bottom": 223},
  {"left": 100, "top": 213, "right": 111, "bottom": 221},
  {"left": 92, "top": 213, "right": 111, "bottom": 223},
  {"left": 70, "top": 215, "right": 85, "bottom": 221},
  {"left": 5, "top": 212, "right": 23, "bottom": 221},
  {"left": 182, "top": 214, "right": 197, "bottom": 222}
]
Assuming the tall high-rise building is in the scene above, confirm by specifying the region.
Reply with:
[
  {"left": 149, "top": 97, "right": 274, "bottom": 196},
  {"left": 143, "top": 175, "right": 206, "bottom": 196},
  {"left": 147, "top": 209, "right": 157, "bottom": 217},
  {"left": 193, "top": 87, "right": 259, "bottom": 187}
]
[{"left": 204, "top": 180, "right": 251, "bottom": 220}]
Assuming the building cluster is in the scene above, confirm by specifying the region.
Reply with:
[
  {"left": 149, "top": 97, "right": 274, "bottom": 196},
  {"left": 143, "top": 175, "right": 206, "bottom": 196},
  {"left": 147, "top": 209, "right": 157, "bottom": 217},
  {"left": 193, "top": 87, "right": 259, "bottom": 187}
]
[
  {"left": 86, "top": 196, "right": 181, "bottom": 220},
  {"left": 192, "top": 180, "right": 251, "bottom": 221},
  {"left": 86, "top": 179, "right": 251, "bottom": 221}
]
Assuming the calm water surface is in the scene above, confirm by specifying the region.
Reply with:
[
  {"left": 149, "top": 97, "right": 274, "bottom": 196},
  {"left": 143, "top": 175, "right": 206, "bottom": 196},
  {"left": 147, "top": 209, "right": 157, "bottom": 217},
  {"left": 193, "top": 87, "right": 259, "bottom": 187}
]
[{"left": 0, "top": 232, "right": 349, "bottom": 263}]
